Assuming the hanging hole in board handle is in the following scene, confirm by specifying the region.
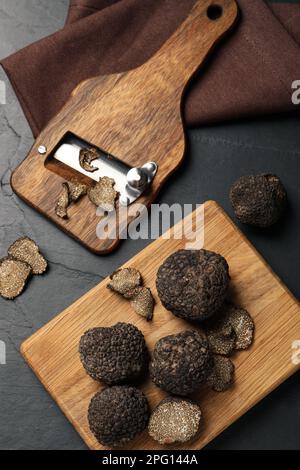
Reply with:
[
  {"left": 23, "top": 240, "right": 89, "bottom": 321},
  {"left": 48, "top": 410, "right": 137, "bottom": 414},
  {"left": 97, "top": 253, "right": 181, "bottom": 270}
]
[{"left": 207, "top": 4, "right": 223, "bottom": 20}]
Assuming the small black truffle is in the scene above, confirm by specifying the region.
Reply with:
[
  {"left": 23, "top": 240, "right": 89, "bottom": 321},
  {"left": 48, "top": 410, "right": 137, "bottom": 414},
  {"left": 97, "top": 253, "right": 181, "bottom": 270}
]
[
  {"left": 88, "top": 386, "right": 149, "bottom": 447},
  {"left": 230, "top": 174, "right": 287, "bottom": 228},
  {"left": 156, "top": 249, "right": 230, "bottom": 322},
  {"left": 79, "top": 323, "right": 148, "bottom": 385},
  {"left": 150, "top": 330, "right": 213, "bottom": 396}
]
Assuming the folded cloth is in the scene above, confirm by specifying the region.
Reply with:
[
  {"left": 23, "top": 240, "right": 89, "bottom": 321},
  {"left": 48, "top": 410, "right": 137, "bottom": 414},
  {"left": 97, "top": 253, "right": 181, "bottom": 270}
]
[{"left": 1, "top": 0, "right": 299, "bottom": 138}]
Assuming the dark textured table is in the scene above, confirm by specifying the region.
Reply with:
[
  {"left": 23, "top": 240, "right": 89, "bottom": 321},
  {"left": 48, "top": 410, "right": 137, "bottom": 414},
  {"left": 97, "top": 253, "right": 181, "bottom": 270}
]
[{"left": 0, "top": 0, "right": 299, "bottom": 450}]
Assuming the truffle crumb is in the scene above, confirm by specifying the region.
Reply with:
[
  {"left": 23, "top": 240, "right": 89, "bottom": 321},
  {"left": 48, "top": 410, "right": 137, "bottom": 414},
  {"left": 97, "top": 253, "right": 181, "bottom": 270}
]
[
  {"left": 107, "top": 268, "right": 142, "bottom": 295},
  {"left": 55, "top": 183, "right": 70, "bottom": 219},
  {"left": 204, "top": 304, "right": 255, "bottom": 353},
  {"left": 149, "top": 397, "right": 202, "bottom": 445},
  {"left": 88, "top": 386, "right": 149, "bottom": 448},
  {"left": 0, "top": 257, "right": 31, "bottom": 300},
  {"left": 68, "top": 180, "right": 87, "bottom": 202},
  {"left": 79, "top": 147, "right": 99, "bottom": 173},
  {"left": 8, "top": 237, "right": 47, "bottom": 275},
  {"left": 150, "top": 330, "right": 213, "bottom": 396},
  {"left": 230, "top": 174, "right": 287, "bottom": 227},
  {"left": 156, "top": 249, "right": 230, "bottom": 322},
  {"left": 79, "top": 322, "right": 148, "bottom": 384},
  {"left": 127, "top": 287, "right": 155, "bottom": 321},
  {"left": 88, "top": 176, "right": 118, "bottom": 212},
  {"left": 206, "top": 355, "right": 235, "bottom": 392}
]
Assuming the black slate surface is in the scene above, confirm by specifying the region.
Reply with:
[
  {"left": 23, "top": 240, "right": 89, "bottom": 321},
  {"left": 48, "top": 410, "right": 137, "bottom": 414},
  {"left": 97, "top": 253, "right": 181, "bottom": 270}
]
[{"left": 0, "top": 0, "right": 299, "bottom": 450}]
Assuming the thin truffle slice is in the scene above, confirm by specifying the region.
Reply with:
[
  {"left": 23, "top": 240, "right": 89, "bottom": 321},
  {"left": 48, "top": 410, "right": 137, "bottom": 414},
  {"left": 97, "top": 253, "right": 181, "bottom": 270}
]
[
  {"left": 107, "top": 268, "right": 142, "bottom": 295},
  {"left": 0, "top": 257, "right": 31, "bottom": 300},
  {"left": 148, "top": 397, "right": 202, "bottom": 445},
  {"left": 68, "top": 180, "right": 87, "bottom": 202},
  {"left": 156, "top": 249, "right": 230, "bottom": 322},
  {"left": 88, "top": 386, "right": 149, "bottom": 448},
  {"left": 88, "top": 176, "right": 118, "bottom": 212},
  {"left": 55, "top": 183, "right": 70, "bottom": 219},
  {"left": 227, "top": 305, "right": 255, "bottom": 350},
  {"left": 206, "top": 355, "right": 235, "bottom": 392},
  {"left": 203, "top": 303, "right": 254, "bottom": 353},
  {"left": 127, "top": 287, "right": 155, "bottom": 321},
  {"left": 79, "top": 147, "right": 99, "bottom": 173},
  {"left": 150, "top": 330, "right": 213, "bottom": 396},
  {"left": 230, "top": 174, "right": 287, "bottom": 227},
  {"left": 8, "top": 237, "right": 47, "bottom": 275},
  {"left": 79, "top": 322, "right": 149, "bottom": 384}
]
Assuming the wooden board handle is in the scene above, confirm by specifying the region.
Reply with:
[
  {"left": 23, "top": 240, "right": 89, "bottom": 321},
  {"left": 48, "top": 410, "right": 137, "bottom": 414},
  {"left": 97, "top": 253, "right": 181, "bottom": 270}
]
[{"left": 149, "top": 0, "right": 238, "bottom": 86}]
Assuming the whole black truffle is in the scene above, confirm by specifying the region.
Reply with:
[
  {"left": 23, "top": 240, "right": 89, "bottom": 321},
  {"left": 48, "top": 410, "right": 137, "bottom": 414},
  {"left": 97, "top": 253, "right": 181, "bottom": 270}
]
[
  {"left": 150, "top": 330, "right": 213, "bottom": 396},
  {"left": 88, "top": 386, "right": 149, "bottom": 447},
  {"left": 230, "top": 174, "right": 287, "bottom": 228},
  {"left": 79, "top": 323, "right": 148, "bottom": 384},
  {"left": 156, "top": 249, "right": 230, "bottom": 322}
]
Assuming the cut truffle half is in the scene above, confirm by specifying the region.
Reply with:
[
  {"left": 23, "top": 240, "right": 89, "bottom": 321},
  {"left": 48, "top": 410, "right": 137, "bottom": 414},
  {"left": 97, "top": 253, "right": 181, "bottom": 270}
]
[
  {"left": 156, "top": 249, "right": 230, "bottom": 322},
  {"left": 0, "top": 257, "right": 31, "bottom": 300},
  {"left": 55, "top": 182, "right": 70, "bottom": 219},
  {"left": 107, "top": 268, "right": 142, "bottom": 296},
  {"left": 79, "top": 147, "right": 99, "bottom": 173},
  {"left": 8, "top": 237, "right": 47, "bottom": 275},
  {"left": 88, "top": 386, "right": 149, "bottom": 448},
  {"left": 206, "top": 355, "right": 235, "bottom": 392},
  {"left": 150, "top": 330, "right": 213, "bottom": 396},
  {"left": 148, "top": 397, "right": 202, "bottom": 445},
  {"left": 230, "top": 174, "right": 287, "bottom": 228},
  {"left": 88, "top": 176, "right": 118, "bottom": 212},
  {"left": 79, "top": 322, "right": 149, "bottom": 384}
]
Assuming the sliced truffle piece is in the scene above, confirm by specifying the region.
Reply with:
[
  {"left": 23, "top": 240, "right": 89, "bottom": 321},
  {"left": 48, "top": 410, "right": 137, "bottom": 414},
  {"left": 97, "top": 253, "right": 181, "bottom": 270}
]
[
  {"left": 204, "top": 303, "right": 254, "bottom": 353},
  {"left": 128, "top": 287, "right": 155, "bottom": 321},
  {"left": 203, "top": 315, "right": 236, "bottom": 356},
  {"left": 226, "top": 305, "right": 255, "bottom": 350},
  {"left": 156, "top": 249, "right": 230, "bottom": 322},
  {"left": 150, "top": 330, "right": 213, "bottom": 396},
  {"left": 79, "top": 322, "right": 149, "bottom": 384},
  {"left": 0, "top": 257, "right": 31, "bottom": 300},
  {"left": 230, "top": 174, "right": 287, "bottom": 228},
  {"left": 55, "top": 182, "right": 70, "bottom": 219},
  {"left": 8, "top": 237, "right": 47, "bottom": 275},
  {"left": 79, "top": 147, "right": 99, "bottom": 173},
  {"left": 206, "top": 355, "right": 235, "bottom": 392},
  {"left": 107, "top": 268, "right": 142, "bottom": 296},
  {"left": 68, "top": 180, "right": 87, "bottom": 202},
  {"left": 148, "top": 397, "right": 202, "bottom": 445},
  {"left": 88, "top": 386, "right": 149, "bottom": 448},
  {"left": 88, "top": 176, "right": 118, "bottom": 212}
]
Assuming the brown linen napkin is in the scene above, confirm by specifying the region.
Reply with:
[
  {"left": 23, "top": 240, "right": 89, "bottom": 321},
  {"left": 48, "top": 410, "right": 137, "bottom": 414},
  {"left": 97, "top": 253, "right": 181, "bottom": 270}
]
[{"left": 1, "top": 0, "right": 299, "bottom": 138}]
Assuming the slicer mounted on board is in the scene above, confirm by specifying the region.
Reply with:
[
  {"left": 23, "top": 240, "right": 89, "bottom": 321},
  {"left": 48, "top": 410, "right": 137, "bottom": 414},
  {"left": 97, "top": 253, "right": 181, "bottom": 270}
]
[{"left": 11, "top": 0, "right": 238, "bottom": 254}]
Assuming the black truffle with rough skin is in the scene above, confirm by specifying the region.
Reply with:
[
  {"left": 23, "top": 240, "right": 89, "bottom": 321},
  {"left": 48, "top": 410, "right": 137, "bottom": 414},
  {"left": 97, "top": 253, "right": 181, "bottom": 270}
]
[
  {"left": 79, "top": 323, "right": 149, "bottom": 385},
  {"left": 88, "top": 386, "right": 149, "bottom": 447},
  {"left": 156, "top": 249, "right": 230, "bottom": 322},
  {"left": 230, "top": 174, "right": 287, "bottom": 228},
  {"left": 150, "top": 330, "right": 213, "bottom": 396}
]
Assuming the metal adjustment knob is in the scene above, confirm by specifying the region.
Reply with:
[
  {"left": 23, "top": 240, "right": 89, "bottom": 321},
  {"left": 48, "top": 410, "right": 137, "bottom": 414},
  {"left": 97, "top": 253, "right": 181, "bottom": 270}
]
[{"left": 127, "top": 167, "right": 148, "bottom": 190}]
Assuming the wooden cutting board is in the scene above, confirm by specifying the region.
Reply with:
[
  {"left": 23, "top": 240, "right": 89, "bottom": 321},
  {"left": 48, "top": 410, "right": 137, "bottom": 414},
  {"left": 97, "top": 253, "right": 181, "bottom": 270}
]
[
  {"left": 21, "top": 201, "right": 300, "bottom": 450},
  {"left": 11, "top": 0, "right": 238, "bottom": 254}
]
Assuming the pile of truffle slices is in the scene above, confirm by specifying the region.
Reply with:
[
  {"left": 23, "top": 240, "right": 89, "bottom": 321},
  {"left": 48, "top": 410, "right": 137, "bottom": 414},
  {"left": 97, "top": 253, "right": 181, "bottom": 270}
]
[{"left": 79, "top": 249, "right": 255, "bottom": 448}]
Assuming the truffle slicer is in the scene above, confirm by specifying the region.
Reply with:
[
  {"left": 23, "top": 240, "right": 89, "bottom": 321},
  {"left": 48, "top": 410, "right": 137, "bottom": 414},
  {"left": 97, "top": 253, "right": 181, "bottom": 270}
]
[{"left": 11, "top": 0, "right": 238, "bottom": 254}]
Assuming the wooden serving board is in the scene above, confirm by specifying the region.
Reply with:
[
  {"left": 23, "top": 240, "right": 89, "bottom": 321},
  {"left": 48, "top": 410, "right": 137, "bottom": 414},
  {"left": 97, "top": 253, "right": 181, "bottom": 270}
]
[
  {"left": 21, "top": 201, "right": 300, "bottom": 450},
  {"left": 11, "top": 0, "right": 238, "bottom": 254}
]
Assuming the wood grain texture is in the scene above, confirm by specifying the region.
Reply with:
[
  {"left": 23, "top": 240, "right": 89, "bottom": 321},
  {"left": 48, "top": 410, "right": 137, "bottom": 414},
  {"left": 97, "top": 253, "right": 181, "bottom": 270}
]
[
  {"left": 11, "top": 0, "right": 238, "bottom": 254},
  {"left": 21, "top": 201, "right": 300, "bottom": 450}
]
